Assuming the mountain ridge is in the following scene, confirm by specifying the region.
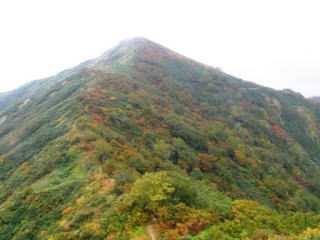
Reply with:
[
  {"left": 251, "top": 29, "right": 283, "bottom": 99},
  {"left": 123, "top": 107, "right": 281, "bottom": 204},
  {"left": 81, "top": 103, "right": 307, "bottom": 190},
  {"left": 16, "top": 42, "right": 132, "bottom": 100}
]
[{"left": 309, "top": 96, "right": 320, "bottom": 103}]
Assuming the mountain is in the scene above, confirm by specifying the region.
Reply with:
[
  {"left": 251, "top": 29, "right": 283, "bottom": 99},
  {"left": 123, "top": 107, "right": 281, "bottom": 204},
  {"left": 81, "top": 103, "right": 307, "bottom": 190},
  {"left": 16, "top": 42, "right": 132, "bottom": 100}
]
[
  {"left": 309, "top": 96, "right": 320, "bottom": 103},
  {"left": 1, "top": 37, "right": 320, "bottom": 239}
]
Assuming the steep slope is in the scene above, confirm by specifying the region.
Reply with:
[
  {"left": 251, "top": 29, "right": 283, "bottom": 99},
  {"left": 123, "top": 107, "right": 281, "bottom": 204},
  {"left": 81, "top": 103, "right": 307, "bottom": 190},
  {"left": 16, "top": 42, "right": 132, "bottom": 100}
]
[
  {"left": 0, "top": 59, "right": 92, "bottom": 112},
  {"left": 1, "top": 38, "right": 320, "bottom": 239}
]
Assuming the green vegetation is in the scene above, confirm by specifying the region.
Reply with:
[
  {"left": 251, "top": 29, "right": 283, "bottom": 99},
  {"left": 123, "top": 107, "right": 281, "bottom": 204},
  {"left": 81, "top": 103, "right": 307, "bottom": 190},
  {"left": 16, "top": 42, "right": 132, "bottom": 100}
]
[{"left": 1, "top": 37, "right": 320, "bottom": 239}]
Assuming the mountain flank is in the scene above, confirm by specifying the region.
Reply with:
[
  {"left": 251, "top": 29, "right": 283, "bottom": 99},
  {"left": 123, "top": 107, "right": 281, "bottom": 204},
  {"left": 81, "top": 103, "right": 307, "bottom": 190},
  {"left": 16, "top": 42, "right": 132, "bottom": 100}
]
[{"left": 1, "top": 38, "right": 320, "bottom": 239}]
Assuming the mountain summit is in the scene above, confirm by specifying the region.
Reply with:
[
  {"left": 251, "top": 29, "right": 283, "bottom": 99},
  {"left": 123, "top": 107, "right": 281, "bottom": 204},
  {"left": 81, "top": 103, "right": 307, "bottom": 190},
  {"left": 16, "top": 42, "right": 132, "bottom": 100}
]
[{"left": 1, "top": 38, "right": 320, "bottom": 239}]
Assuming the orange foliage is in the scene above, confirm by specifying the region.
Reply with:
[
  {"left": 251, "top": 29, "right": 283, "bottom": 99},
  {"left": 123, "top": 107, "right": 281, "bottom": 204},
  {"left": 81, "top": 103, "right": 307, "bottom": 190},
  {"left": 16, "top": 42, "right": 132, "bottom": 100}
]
[
  {"left": 234, "top": 149, "right": 246, "bottom": 164},
  {"left": 62, "top": 207, "right": 72, "bottom": 215},
  {"left": 165, "top": 230, "right": 180, "bottom": 240},
  {"left": 98, "top": 179, "right": 116, "bottom": 195},
  {"left": 198, "top": 153, "right": 214, "bottom": 171},
  {"left": 90, "top": 114, "right": 105, "bottom": 121},
  {"left": 116, "top": 155, "right": 125, "bottom": 161},
  {"left": 81, "top": 145, "right": 95, "bottom": 152},
  {"left": 156, "top": 203, "right": 213, "bottom": 237}
]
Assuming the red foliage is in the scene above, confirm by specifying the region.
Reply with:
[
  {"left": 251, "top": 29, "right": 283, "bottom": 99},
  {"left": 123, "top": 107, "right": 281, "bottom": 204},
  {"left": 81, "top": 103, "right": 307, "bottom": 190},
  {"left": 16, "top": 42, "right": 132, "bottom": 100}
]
[
  {"left": 272, "top": 125, "right": 285, "bottom": 132},
  {"left": 98, "top": 88, "right": 108, "bottom": 94},
  {"left": 226, "top": 87, "right": 234, "bottom": 93},
  {"left": 272, "top": 125, "right": 293, "bottom": 142},
  {"left": 273, "top": 197, "right": 283, "bottom": 204},
  {"left": 90, "top": 114, "right": 105, "bottom": 121},
  {"left": 240, "top": 99, "right": 255, "bottom": 111},
  {"left": 294, "top": 175, "right": 309, "bottom": 186},
  {"left": 87, "top": 89, "right": 101, "bottom": 99},
  {"left": 147, "top": 118, "right": 159, "bottom": 127}
]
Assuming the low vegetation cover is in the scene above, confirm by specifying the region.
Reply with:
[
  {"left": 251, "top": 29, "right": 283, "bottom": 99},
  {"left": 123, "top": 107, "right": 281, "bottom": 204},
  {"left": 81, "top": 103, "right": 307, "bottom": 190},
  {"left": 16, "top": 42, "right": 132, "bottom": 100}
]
[{"left": 1, "top": 38, "right": 320, "bottom": 239}]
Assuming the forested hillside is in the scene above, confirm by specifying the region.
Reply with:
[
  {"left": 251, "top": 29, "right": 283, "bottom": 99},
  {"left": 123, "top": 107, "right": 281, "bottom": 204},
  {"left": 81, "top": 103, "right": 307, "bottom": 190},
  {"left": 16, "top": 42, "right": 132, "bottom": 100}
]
[{"left": 1, "top": 38, "right": 320, "bottom": 240}]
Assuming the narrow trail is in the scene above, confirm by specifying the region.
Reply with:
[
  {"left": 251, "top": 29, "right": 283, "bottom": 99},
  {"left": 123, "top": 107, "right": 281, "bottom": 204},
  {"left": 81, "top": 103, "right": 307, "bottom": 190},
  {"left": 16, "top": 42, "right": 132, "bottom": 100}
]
[
  {"left": 98, "top": 165, "right": 103, "bottom": 179},
  {"left": 146, "top": 224, "right": 157, "bottom": 240}
]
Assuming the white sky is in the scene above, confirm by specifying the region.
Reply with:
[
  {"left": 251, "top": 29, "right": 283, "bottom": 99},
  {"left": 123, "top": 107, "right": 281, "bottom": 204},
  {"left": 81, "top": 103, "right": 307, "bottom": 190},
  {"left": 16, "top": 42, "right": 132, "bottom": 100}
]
[{"left": 0, "top": 0, "right": 319, "bottom": 97}]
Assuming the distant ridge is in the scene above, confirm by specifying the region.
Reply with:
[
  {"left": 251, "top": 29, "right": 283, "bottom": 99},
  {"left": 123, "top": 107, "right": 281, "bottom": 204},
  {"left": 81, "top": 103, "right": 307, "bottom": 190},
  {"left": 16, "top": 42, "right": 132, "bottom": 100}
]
[{"left": 309, "top": 96, "right": 320, "bottom": 102}]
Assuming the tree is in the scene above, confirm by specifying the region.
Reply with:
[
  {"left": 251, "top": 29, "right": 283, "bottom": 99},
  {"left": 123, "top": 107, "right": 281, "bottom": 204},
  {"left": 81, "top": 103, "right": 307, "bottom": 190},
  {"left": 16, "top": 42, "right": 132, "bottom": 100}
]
[
  {"left": 171, "top": 138, "right": 199, "bottom": 170},
  {"left": 153, "top": 140, "right": 173, "bottom": 160},
  {"left": 95, "top": 140, "right": 112, "bottom": 161}
]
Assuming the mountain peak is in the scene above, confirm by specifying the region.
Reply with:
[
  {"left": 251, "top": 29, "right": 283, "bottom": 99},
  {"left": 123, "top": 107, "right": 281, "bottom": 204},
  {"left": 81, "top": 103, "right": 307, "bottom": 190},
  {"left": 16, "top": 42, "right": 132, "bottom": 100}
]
[
  {"left": 92, "top": 37, "right": 164, "bottom": 65},
  {"left": 116, "top": 36, "right": 166, "bottom": 54},
  {"left": 92, "top": 37, "right": 207, "bottom": 72},
  {"left": 118, "top": 36, "right": 154, "bottom": 46}
]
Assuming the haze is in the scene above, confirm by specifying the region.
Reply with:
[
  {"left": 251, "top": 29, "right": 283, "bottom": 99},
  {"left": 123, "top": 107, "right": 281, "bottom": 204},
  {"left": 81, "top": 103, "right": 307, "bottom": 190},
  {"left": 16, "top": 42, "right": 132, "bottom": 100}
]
[{"left": 0, "top": 0, "right": 319, "bottom": 97}]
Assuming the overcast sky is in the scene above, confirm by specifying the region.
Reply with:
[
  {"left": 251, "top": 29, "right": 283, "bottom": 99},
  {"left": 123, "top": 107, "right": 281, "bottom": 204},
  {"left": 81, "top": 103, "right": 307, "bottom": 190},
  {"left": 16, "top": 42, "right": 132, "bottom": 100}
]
[{"left": 0, "top": 0, "right": 319, "bottom": 97}]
